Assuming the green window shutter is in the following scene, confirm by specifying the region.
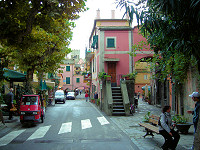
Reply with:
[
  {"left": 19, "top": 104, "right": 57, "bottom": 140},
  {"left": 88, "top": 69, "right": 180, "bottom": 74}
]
[
  {"left": 92, "top": 35, "right": 98, "bottom": 49},
  {"left": 107, "top": 38, "right": 115, "bottom": 48},
  {"left": 66, "top": 77, "right": 70, "bottom": 84},
  {"left": 76, "top": 78, "right": 80, "bottom": 83},
  {"left": 48, "top": 73, "right": 51, "bottom": 78},
  {"left": 66, "top": 66, "right": 70, "bottom": 71}
]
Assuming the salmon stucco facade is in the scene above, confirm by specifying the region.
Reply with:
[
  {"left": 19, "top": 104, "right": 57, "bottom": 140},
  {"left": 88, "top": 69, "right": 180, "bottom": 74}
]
[{"left": 86, "top": 11, "right": 154, "bottom": 100}]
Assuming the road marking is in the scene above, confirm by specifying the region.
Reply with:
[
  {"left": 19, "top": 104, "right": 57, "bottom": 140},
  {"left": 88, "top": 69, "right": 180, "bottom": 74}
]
[
  {"left": 0, "top": 129, "right": 25, "bottom": 146},
  {"left": 81, "top": 119, "right": 92, "bottom": 129},
  {"left": 27, "top": 125, "right": 51, "bottom": 140},
  {"left": 97, "top": 116, "right": 110, "bottom": 125},
  {"left": 58, "top": 122, "right": 72, "bottom": 134}
]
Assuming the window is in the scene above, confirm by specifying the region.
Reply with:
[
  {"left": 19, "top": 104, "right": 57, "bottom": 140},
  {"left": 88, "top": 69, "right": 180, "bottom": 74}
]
[
  {"left": 144, "top": 75, "right": 148, "bottom": 80},
  {"left": 66, "top": 66, "right": 70, "bottom": 71},
  {"left": 66, "top": 77, "right": 70, "bottom": 84},
  {"left": 76, "top": 78, "right": 80, "bottom": 83},
  {"left": 106, "top": 37, "right": 116, "bottom": 48}
]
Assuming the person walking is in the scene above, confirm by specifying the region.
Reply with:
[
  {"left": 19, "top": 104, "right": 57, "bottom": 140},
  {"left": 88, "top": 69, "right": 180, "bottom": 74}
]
[
  {"left": 187, "top": 92, "right": 200, "bottom": 150},
  {"left": 94, "top": 91, "right": 98, "bottom": 104},
  {"left": 159, "top": 106, "right": 180, "bottom": 150},
  {"left": 137, "top": 91, "right": 140, "bottom": 100},
  {"left": 6, "top": 88, "right": 14, "bottom": 120},
  {"left": 85, "top": 90, "right": 89, "bottom": 102}
]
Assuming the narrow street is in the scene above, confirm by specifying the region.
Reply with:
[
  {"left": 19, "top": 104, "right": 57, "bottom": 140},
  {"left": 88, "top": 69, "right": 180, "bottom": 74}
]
[{"left": 0, "top": 94, "right": 138, "bottom": 150}]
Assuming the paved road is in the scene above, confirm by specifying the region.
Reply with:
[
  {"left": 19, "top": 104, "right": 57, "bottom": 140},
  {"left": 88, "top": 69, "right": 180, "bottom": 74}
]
[{"left": 0, "top": 98, "right": 139, "bottom": 150}]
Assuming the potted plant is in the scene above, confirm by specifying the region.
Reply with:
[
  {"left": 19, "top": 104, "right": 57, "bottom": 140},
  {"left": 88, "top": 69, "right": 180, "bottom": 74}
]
[
  {"left": 98, "top": 72, "right": 111, "bottom": 80},
  {"left": 143, "top": 111, "right": 151, "bottom": 122},
  {"left": 172, "top": 115, "right": 193, "bottom": 134},
  {"left": 91, "top": 98, "right": 95, "bottom": 103},
  {"left": 96, "top": 99, "right": 100, "bottom": 106},
  {"left": 122, "top": 71, "right": 137, "bottom": 80}
]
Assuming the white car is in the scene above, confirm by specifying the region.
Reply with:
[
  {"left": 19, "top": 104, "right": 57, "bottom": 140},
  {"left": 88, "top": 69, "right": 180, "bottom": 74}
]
[
  {"left": 66, "top": 92, "right": 76, "bottom": 100},
  {"left": 55, "top": 90, "right": 66, "bottom": 104}
]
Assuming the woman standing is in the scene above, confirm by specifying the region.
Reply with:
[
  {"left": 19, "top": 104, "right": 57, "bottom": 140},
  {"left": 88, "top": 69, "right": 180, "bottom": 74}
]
[
  {"left": 85, "top": 90, "right": 89, "bottom": 102},
  {"left": 159, "top": 106, "right": 180, "bottom": 150}
]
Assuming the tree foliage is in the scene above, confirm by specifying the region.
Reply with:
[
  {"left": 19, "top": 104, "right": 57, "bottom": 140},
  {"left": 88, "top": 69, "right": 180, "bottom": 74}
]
[
  {"left": 0, "top": 0, "right": 87, "bottom": 81},
  {"left": 116, "top": 0, "right": 200, "bottom": 83},
  {"left": 116, "top": 0, "right": 200, "bottom": 148}
]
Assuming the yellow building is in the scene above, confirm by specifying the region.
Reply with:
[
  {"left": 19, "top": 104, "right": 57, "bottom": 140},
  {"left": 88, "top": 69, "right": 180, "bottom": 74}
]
[{"left": 135, "top": 62, "right": 151, "bottom": 94}]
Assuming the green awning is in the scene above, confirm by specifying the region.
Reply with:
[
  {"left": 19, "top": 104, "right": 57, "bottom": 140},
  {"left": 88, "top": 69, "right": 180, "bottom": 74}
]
[
  {"left": 142, "top": 86, "right": 151, "bottom": 91},
  {"left": 3, "top": 68, "right": 26, "bottom": 82}
]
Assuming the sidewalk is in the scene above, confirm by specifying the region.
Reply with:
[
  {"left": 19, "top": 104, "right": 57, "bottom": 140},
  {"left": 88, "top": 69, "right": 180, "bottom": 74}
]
[
  {"left": 110, "top": 98, "right": 194, "bottom": 150},
  {"left": 0, "top": 116, "right": 20, "bottom": 137}
]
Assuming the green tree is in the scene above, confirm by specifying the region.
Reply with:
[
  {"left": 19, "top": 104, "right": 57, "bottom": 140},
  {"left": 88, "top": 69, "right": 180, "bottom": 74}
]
[
  {"left": 0, "top": 0, "right": 87, "bottom": 92},
  {"left": 116, "top": 0, "right": 200, "bottom": 148}
]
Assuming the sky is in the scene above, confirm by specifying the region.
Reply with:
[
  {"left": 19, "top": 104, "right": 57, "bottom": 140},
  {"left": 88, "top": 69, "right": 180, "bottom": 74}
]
[{"left": 69, "top": 0, "right": 127, "bottom": 58}]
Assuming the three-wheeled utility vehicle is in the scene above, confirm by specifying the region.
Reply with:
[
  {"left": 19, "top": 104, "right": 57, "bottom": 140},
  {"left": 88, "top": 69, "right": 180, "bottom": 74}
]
[{"left": 20, "top": 95, "right": 44, "bottom": 124}]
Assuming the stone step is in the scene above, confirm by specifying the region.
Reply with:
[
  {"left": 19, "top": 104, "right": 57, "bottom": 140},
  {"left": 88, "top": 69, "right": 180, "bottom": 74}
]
[
  {"left": 113, "top": 99, "right": 123, "bottom": 102},
  {"left": 112, "top": 93, "right": 122, "bottom": 96},
  {"left": 112, "top": 90, "right": 121, "bottom": 93},
  {"left": 112, "top": 96, "right": 122, "bottom": 99},
  {"left": 111, "top": 87, "right": 121, "bottom": 89},
  {"left": 113, "top": 108, "right": 125, "bottom": 112},
  {"left": 113, "top": 102, "right": 123, "bottom": 105},
  {"left": 113, "top": 105, "right": 124, "bottom": 109},
  {"left": 112, "top": 112, "right": 126, "bottom": 116}
]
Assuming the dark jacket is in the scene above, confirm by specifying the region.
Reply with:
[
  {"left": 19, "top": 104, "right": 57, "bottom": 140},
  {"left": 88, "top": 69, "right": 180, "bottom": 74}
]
[
  {"left": 94, "top": 93, "right": 98, "bottom": 99},
  {"left": 193, "top": 101, "right": 200, "bottom": 125},
  {"left": 6, "top": 92, "right": 14, "bottom": 106}
]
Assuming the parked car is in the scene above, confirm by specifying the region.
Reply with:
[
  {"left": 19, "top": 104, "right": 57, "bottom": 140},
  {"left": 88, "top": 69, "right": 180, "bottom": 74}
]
[
  {"left": 55, "top": 90, "right": 66, "bottom": 104},
  {"left": 20, "top": 95, "right": 44, "bottom": 124},
  {"left": 66, "top": 92, "right": 76, "bottom": 100}
]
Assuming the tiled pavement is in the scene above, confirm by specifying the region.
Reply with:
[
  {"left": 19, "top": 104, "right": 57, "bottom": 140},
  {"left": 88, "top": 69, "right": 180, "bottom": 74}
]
[
  {"left": 110, "top": 98, "right": 194, "bottom": 150},
  {"left": 0, "top": 98, "right": 194, "bottom": 150}
]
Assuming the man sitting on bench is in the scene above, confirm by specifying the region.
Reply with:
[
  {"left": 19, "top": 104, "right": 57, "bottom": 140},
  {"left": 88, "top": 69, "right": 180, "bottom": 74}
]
[{"left": 159, "top": 106, "right": 180, "bottom": 150}]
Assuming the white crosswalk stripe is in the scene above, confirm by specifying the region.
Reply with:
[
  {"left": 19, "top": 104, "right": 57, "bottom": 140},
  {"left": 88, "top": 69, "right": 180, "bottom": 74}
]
[
  {"left": 81, "top": 119, "right": 92, "bottom": 129},
  {"left": 58, "top": 122, "right": 72, "bottom": 134},
  {"left": 27, "top": 125, "right": 51, "bottom": 140},
  {"left": 0, "top": 129, "right": 25, "bottom": 146},
  {"left": 97, "top": 116, "right": 110, "bottom": 125},
  {"left": 0, "top": 117, "right": 110, "bottom": 146}
]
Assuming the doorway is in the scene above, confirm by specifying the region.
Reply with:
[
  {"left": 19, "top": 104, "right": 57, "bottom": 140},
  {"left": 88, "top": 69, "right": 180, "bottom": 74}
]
[{"left": 107, "top": 62, "right": 116, "bottom": 86}]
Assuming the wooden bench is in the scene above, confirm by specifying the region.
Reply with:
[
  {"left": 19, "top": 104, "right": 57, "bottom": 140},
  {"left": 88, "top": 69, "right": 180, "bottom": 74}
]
[{"left": 139, "top": 115, "right": 160, "bottom": 138}]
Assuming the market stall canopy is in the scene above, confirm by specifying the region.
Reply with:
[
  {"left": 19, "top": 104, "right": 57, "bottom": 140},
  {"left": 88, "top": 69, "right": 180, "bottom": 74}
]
[
  {"left": 32, "top": 81, "right": 55, "bottom": 89},
  {"left": 142, "top": 85, "right": 151, "bottom": 91},
  {"left": 3, "top": 68, "right": 26, "bottom": 82}
]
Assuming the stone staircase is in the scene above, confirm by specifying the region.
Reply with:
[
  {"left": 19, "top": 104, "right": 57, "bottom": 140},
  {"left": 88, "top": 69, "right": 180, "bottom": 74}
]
[{"left": 112, "top": 87, "right": 125, "bottom": 116}]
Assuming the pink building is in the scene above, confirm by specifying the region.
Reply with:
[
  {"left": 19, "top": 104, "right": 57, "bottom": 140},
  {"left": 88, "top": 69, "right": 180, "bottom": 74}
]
[
  {"left": 57, "top": 58, "right": 89, "bottom": 91},
  {"left": 86, "top": 11, "right": 154, "bottom": 98}
]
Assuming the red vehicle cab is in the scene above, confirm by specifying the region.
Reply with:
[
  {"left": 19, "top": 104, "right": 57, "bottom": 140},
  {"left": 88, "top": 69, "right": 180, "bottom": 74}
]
[{"left": 20, "top": 95, "right": 44, "bottom": 124}]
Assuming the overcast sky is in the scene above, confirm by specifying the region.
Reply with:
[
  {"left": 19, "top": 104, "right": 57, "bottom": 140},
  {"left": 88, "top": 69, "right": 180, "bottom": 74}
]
[{"left": 69, "top": 0, "right": 127, "bottom": 58}]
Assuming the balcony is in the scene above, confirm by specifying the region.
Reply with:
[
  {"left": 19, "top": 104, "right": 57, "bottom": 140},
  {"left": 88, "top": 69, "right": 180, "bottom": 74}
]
[{"left": 85, "top": 50, "right": 94, "bottom": 61}]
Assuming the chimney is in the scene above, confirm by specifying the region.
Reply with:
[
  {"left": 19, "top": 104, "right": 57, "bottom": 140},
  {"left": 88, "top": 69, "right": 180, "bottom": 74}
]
[
  {"left": 96, "top": 9, "right": 100, "bottom": 19},
  {"left": 111, "top": 10, "right": 115, "bottom": 19}
]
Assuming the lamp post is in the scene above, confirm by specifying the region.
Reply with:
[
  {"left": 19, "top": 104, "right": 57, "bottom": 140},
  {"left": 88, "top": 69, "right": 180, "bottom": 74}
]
[{"left": 72, "top": 64, "right": 73, "bottom": 91}]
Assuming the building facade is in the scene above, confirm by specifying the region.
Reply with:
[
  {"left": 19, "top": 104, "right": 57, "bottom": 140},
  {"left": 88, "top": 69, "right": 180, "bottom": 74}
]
[
  {"left": 57, "top": 50, "right": 89, "bottom": 91},
  {"left": 86, "top": 11, "right": 154, "bottom": 100}
]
